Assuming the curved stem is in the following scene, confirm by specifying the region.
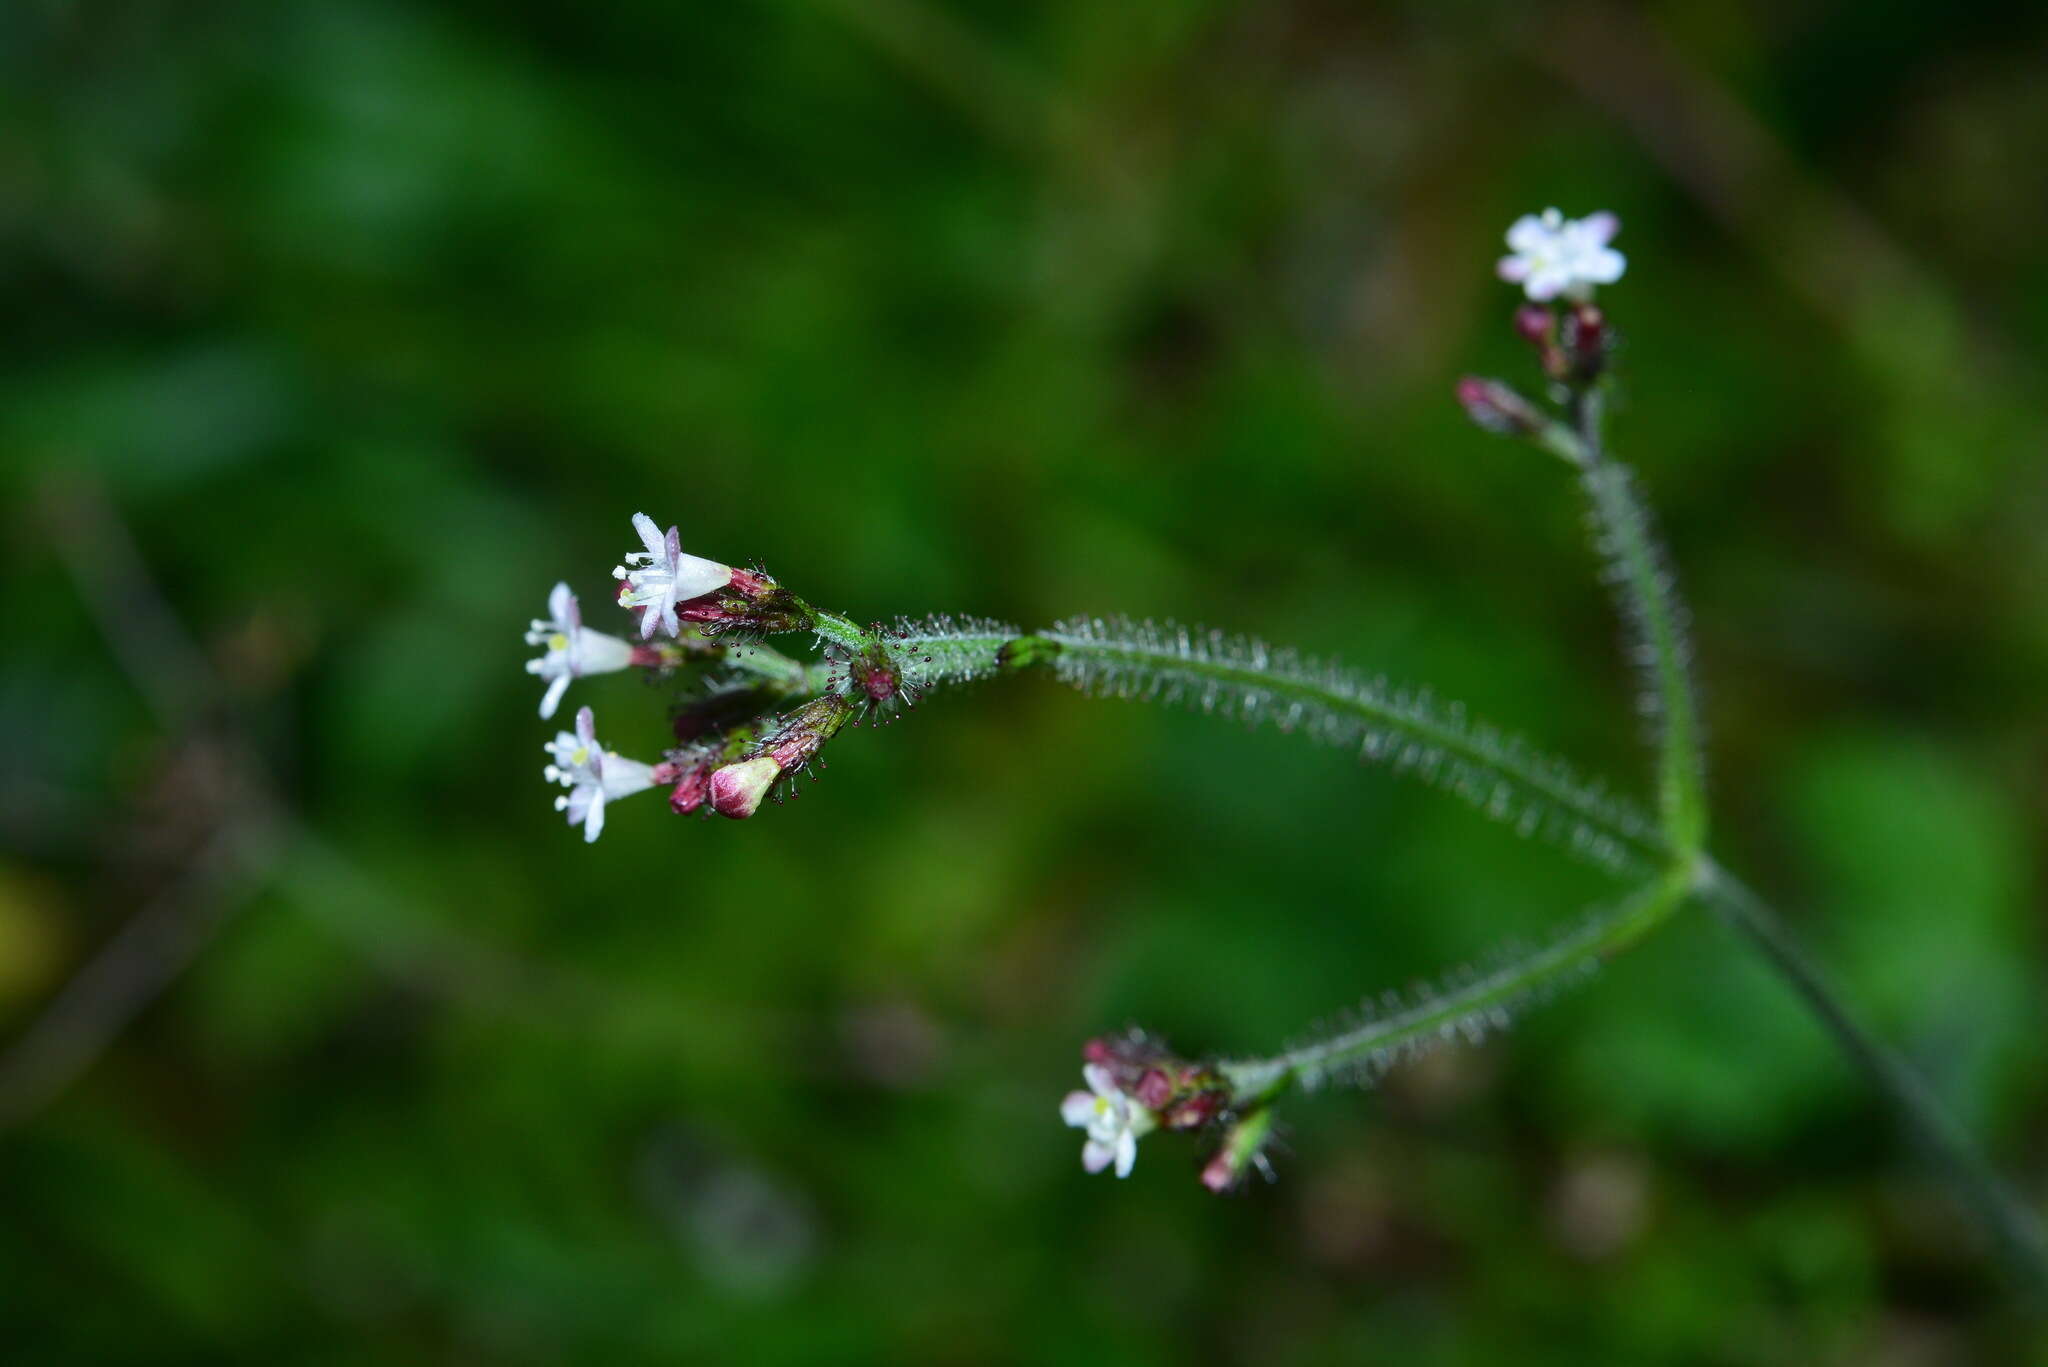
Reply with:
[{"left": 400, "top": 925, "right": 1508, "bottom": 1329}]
[
  {"left": 1563, "top": 392, "right": 2046, "bottom": 1302},
  {"left": 1571, "top": 399, "right": 1709, "bottom": 855},
  {"left": 795, "top": 601, "right": 2045, "bottom": 1299},
  {"left": 1222, "top": 862, "right": 1694, "bottom": 1104},
  {"left": 883, "top": 622, "right": 1668, "bottom": 872},
  {"left": 1699, "top": 861, "right": 2048, "bottom": 1306}
]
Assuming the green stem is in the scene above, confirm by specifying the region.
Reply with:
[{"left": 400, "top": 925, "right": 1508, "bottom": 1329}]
[
  {"left": 791, "top": 601, "right": 2047, "bottom": 1299},
  {"left": 1570, "top": 396, "right": 1709, "bottom": 855},
  {"left": 717, "top": 639, "right": 832, "bottom": 695},
  {"left": 1699, "top": 861, "right": 2048, "bottom": 1306},
  {"left": 922, "top": 624, "right": 1666, "bottom": 871},
  {"left": 807, "top": 606, "right": 873, "bottom": 655},
  {"left": 1219, "top": 863, "right": 1693, "bottom": 1104},
  {"left": 1555, "top": 397, "right": 2046, "bottom": 1302}
]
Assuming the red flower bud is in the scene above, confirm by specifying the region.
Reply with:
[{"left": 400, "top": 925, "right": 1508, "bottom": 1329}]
[
  {"left": 1456, "top": 376, "right": 1546, "bottom": 437},
  {"left": 1513, "top": 303, "right": 1570, "bottom": 379},
  {"left": 1513, "top": 303, "right": 1554, "bottom": 346},
  {"left": 1562, "top": 302, "right": 1608, "bottom": 380},
  {"left": 1078, "top": 1033, "right": 1229, "bottom": 1133},
  {"left": 703, "top": 696, "right": 855, "bottom": 819},
  {"left": 709, "top": 756, "right": 781, "bottom": 819},
  {"left": 1135, "top": 1069, "right": 1175, "bottom": 1111},
  {"left": 670, "top": 765, "right": 713, "bottom": 815}
]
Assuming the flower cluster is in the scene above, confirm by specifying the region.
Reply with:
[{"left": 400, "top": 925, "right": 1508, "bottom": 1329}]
[
  {"left": 1057, "top": 1033, "right": 1265, "bottom": 1189},
  {"left": 527, "top": 512, "right": 860, "bottom": 840},
  {"left": 1457, "top": 206, "right": 1626, "bottom": 460}
]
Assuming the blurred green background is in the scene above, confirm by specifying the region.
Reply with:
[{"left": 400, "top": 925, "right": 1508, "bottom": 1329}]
[{"left": 4, "top": 0, "right": 2047, "bottom": 1361}]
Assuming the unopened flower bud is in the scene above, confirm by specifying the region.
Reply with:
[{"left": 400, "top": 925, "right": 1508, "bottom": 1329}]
[
  {"left": 669, "top": 762, "right": 715, "bottom": 815},
  {"left": 709, "top": 755, "right": 781, "bottom": 819},
  {"left": 1513, "top": 304, "right": 1568, "bottom": 379},
  {"left": 706, "top": 696, "right": 855, "bottom": 819},
  {"left": 1134, "top": 1069, "right": 1175, "bottom": 1111},
  {"left": 667, "top": 564, "right": 813, "bottom": 637},
  {"left": 1561, "top": 302, "right": 1608, "bottom": 380},
  {"left": 1199, "top": 1106, "right": 1276, "bottom": 1194},
  {"left": 1456, "top": 376, "right": 1545, "bottom": 437},
  {"left": 1083, "top": 1031, "right": 1171, "bottom": 1090}
]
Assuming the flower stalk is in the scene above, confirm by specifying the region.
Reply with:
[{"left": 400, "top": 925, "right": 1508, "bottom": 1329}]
[{"left": 1219, "top": 864, "right": 1694, "bottom": 1107}]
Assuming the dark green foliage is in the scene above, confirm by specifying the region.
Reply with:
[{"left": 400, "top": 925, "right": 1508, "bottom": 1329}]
[{"left": 4, "top": 0, "right": 2048, "bottom": 1360}]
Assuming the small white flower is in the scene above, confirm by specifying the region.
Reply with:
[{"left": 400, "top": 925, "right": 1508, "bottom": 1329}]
[
  {"left": 543, "top": 706, "right": 658, "bottom": 842},
  {"left": 525, "top": 581, "right": 639, "bottom": 720},
  {"left": 611, "top": 513, "right": 731, "bottom": 640},
  {"left": 1060, "top": 1063, "right": 1155, "bottom": 1178},
  {"left": 1496, "top": 207, "right": 1625, "bottom": 302}
]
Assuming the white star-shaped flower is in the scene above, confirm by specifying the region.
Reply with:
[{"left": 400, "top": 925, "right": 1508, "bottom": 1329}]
[
  {"left": 611, "top": 513, "right": 731, "bottom": 640},
  {"left": 543, "top": 706, "right": 658, "bottom": 842},
  {"left": 525, "top": 582, "right": 638, "bottom": 720},
  {"left": 1060, "top": 1063, "right": 1155, "bottom": 1178},
  {"left": 1496, "top": 208, "right": 1625, "bottom": 302}
]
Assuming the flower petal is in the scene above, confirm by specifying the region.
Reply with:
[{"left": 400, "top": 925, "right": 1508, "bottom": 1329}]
[
  {"left": 1582, "top": 246, "right": 1625, "bottom": 284},
  {"left": 601, "top": 754, "right": 657, "bottom": 801},
  {"left": 1504, "top": 214, "right": 1550, "bottom": 253},
  {"left": 547, "top": 581, "right": 576, "bottom": 629},
  {"left": 1081, "top": 1140, "right": 1114, "bottom": 1174},
  {"left": 1113, "top": 1131, "right": 1138, "bottom": 1178},
  {"left": 673, "top": 551, "right": 732, "bottom": 601},
  {"left": 576, "top": 629, "right": 637, "bottom": 676},
  {"left": 1082, "top": 1063, "right": 1117, "bottom": 1099},
  {"left": 540, "top": 672, "right": 571, "bottom": 720},
  {"left": 1579, "top": 211, "right": 1619, "bottom": 246},
  {"left": 1061, "top": 1091, "right": 1098, "bottom": 1128},
  {"left": 632, "top": 512, "right": 665, "bottom": 559},
  {"left": 1523, "top": 265, "right": 1569, "bottom": 302}
]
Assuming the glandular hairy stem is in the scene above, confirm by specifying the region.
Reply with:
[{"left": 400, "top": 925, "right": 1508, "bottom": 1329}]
[
  {"left": 881, "top": 617, "right": 1665, "bottom": 875},
  {"left": 808, "top": 588, "right": 2045, "bottom": 1301},
  {"left": 1578, "top": 455, "right": 1708, "bottom": 854},
  {"left": 1218, "top": 862, "right": 1694, "bottom": 1106}
]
